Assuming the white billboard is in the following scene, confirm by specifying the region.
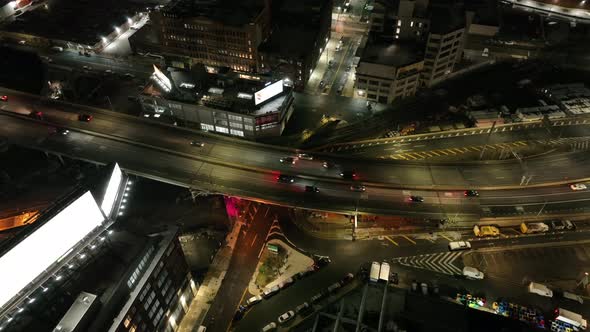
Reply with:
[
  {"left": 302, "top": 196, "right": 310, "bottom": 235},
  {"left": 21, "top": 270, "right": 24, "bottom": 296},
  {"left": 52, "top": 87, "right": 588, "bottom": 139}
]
[
  {"left": 0, "top": 191, "right": 105, "bottom": 310},
  {"left": 254, "top": 80, "right": 283, "bottom": 106},
  {"left": 100, "top": 163, "right": 123, "bottom": 218}
]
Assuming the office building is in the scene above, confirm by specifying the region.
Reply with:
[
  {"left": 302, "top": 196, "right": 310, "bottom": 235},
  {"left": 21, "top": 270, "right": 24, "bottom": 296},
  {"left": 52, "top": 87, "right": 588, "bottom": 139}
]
[
  {"left": 420, "top": 4, "right": 466, "bottom": 87},
  {"left": 149, "top": 0, "right": 271, "bottom": 72},
  {"left": 140, "top": 65, "right": 294, "bottom": 138},
  {"left": 354, "top": 43, "right": 423, "bottom": 104}
]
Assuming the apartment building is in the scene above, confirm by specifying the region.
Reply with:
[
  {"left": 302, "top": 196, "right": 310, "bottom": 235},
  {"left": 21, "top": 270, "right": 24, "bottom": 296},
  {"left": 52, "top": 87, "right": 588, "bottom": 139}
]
[
  {"left": 354, "top": 43, "right": 424, "bottom": 104},
  {"left": 150, "top": 0, "right": 271, "bottom": 72},
  {"left": 369, "top": 0, "right": 429, "bottom": 41},
  {"left": 420, "top": 5, "right": 466, "bottom": 87}
]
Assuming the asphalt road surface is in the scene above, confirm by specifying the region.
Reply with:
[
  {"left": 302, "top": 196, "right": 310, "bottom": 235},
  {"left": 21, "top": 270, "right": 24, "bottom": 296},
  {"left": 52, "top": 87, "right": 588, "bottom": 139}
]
[
  {"left": 4, "top": 91, "right": 590, "bottom": 218},
  {"left": 231, "top": 210, "right": 590, "bottom": 332}
]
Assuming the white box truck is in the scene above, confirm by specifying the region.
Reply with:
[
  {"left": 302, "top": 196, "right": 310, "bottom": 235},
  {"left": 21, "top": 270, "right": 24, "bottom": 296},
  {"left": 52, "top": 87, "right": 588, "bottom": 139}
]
[
  {"left": 379, "top": 262, "right": 390, "bottom": 282},
  {"left": 527, "top": 282, "right": 553, "bottom": 297},
  {"left": 555, "top": 307, "right": 587, "bottom": 330},
  {"left": 369, "top": 262, "right": 380, "bottom": 283}
]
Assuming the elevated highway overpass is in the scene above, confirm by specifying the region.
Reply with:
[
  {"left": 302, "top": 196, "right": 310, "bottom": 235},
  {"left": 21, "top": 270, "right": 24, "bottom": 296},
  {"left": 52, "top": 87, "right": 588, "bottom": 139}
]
[{"left": 3, "top": 88, "right": 590, "bottom": 220}]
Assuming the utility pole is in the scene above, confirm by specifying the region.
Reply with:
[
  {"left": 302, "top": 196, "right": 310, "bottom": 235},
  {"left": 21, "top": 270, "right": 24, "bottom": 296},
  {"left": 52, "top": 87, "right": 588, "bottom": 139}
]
[{"left": 479, "top": 121, "right": 497, "bottom": 160}]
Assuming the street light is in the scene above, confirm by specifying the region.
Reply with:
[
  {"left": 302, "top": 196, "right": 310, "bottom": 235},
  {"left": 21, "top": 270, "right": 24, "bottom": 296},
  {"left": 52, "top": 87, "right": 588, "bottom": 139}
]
[{"left": 127, "top": 17, "right": 133, "bottom": 24}]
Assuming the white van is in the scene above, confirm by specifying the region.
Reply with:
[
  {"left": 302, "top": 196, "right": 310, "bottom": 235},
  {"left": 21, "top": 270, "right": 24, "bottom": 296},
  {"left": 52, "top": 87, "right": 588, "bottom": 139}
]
[
  {"left": 528, "top": 282, "right": 553, "bottom": 297},
  {"left": 462, "top": 266, "right": 484, "bottom": 280}
]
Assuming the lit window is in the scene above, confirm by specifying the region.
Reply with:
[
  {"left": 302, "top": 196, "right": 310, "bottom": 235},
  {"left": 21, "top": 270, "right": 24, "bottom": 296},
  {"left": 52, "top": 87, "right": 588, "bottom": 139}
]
[
  {"left": 230, "top": 129, "right": 244, "bottom": 137},
  {"left": 410, "top": 21, "right": 414, "bottom": 27},
  {"left": 201, "top": 123, "right": 215, "bottom": 131},
  {"left": 124, "top": 316, "right": 131, "bottom": 328},
  {"left": 397, "top": 20, "right": 402, "bottom": 27},
  {"left": 419, "top": 22, "right": 423, "bottom": 28},
  {"left": 395, "top": 35, "right": 399, "bottom": 39},
  {"left": 396, "top": 28, "right": 400, "bottom": 34},
  {"left": 215, "top": 126, "right": 229, "bottom": 134}
]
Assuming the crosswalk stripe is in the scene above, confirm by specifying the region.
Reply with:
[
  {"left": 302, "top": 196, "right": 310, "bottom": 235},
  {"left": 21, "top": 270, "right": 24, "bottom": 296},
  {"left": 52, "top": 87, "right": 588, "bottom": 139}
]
[{"left": 393, "top": 251, "right": 463, "bottom": 275}]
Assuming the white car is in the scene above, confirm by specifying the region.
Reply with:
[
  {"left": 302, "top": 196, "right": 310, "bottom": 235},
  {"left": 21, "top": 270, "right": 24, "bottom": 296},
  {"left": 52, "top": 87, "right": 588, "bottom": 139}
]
[
  {"left": 278, "top": 310, "right": 295, "bottom": 324},
  {"left": 448, "top": 241, "right": 471, "bottom": 251},
  {"left": 261, "top": 322, "right": 277, "bottom": 331},
  {"left": 570, "top": 183, "right": 587, "bottom": 191},
  {"left": 246, "top": 295, "right": 262, "bottom": 306}
]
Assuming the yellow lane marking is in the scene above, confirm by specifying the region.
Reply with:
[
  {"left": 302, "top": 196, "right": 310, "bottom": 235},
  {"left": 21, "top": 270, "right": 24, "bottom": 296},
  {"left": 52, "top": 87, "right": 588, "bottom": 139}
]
[
  {"left": 401, "top": 235, "right": 417, "bottom": 244},
  {"left": 440, "top": 233, "right": 453, "bottom": 242},
  {"left": 384, "top": 236, "right": 399, "bottom": 246}
]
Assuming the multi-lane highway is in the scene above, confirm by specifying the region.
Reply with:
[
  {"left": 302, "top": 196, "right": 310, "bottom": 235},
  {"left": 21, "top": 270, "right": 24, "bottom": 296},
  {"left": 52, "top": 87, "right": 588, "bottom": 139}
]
[{"left": 3, "top": 88, "right": 590, "bottom": 219}]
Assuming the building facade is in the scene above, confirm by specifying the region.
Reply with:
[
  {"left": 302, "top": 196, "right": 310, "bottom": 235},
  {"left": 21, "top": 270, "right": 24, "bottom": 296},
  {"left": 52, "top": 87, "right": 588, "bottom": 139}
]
[
  {"left": 150, "top": 0, "right": 271, "bottom": 72},
  {"left": 106, "top": 230, "right": 196, "bottom": 332},
  {"left": 421, "top": 27, "right": 464, "bottom": 87},
  {"left": 354, "top": 44, "right": 423, "bottom": 104}
]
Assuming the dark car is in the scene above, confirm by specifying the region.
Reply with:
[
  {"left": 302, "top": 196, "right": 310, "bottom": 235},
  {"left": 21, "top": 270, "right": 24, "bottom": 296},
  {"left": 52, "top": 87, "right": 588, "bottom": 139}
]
[
  {"left": 319, "top": 80, "right": 325, "bottom": 88},
  {"left": 464, "top": 190, "right": 479, "bottom": 197},
  {"left": 56, "top": 128, "right": 69, "bottom": 135},
  {"left": 280, "top": 156, "right": 296, "bottom": 164},
  {"left": 0, "top": 95, "right": 7, "bottom": 102},
  {"left": 30, "top": 111, "right": 44, "bottom": 120},
  {"left": 322, "top": 161, "right": 334, "bottom": 168},
  {"left": 190, "top": 140, "right": 205, "bottom": 147},
  {"left": 409, "top": 195, "right": 424, "bottom": 203},
  {"left": 78, "top": 114, "right": 93, "bottom": 122},
  {"left": 277, "top": 175, "right": 295, "bottom": 183},
  {"left": 305, "top": 186, "right": 320, "bottom": 193},
  {"left": 340, "top": 170, "right": 356, "bottom": 179},
  {"left": 313, "top": 255, "right": 331, "bottom": 269}
]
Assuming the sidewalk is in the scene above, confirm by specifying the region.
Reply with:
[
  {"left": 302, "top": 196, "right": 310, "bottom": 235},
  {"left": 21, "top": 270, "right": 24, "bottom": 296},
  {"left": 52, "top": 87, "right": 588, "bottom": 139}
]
[
  {"left": 291, "top": 209, "right": 455, "bottom": 240},
  {"left": 177, "top": 221, "right": 242, "bottom": 332},
  {"left": 247, "top": 239, "right": 314, "bottom": 296}
]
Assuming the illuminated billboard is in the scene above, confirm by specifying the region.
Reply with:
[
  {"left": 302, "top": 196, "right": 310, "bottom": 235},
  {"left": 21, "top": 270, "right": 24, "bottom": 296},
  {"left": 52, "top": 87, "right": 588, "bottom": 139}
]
[
  {"left": 100, "top": 163, "right": 123, "bottom": 218},
  {"left": 152, "top": 65, "right": 172, "bottom": 92},
  {"left": 0, "top": 191, "right": 105, "bottom": 310},
  {"left": 254, "top": 80, "right": 283, "bottom": 106}
]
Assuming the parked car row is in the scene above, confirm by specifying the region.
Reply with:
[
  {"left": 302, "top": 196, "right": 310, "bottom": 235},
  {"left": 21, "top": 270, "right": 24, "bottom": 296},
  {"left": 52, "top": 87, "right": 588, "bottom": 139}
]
[{"left": 260, "top": 272, "right": 355, "bottom": 331}]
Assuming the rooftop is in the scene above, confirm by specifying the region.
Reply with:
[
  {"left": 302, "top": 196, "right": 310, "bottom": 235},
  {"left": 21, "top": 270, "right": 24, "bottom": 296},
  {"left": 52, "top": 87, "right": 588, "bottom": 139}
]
[
  {"left": 258, "top": 25, "right": 317, "bottom": 60},
  {"left": 360, "top": 42, "right": 423, "bottom": 67},
  {"left": 144, "top": 66, "right": 292, "bottom": 116},
  {"left": 0, "top": 0, "right": 145, "bottom": 46},
  {"left": 160, "top": 0, "right": 265, "bottom": 26}
]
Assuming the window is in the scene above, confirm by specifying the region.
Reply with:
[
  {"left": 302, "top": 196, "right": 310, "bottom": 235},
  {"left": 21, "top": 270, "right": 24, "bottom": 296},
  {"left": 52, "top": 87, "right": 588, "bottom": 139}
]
[
  {"left": 410, "top": 21, "right": 414, "bottom": 27},
  {"left": 230, "top": 121, "right": 242, "bottom": 129},
  {"left": 367, "top": 94, "right": 377, "bottom": 99},
  {"left": 244, "top": 124, "right": 253, "bottom": 131},
  {"left": 358, "top": 79, "right": 367, "bottom": 84},
  {"left": 215, "top": 126, "right": 229, "bottom": 134},
  {"left": 124, "top": 316, "right": 132, "bottom": 328},
  {"left": 396, "top": 28, "right": 400, "bottom": 34},
  {"left": 369, "top": 80, "right": 379, "bottom": 86},
  {"left": 201, "top": 123, "right": 214, "bottom": 131},
  {"left": 397, "top": 20, "right": 401, "bottom": 27},
  {"left": 228, "top": 114, "right": 242, "bottom": 121},
  {"left": 230, "top": 129, "right": 244, "bottom": 137}
]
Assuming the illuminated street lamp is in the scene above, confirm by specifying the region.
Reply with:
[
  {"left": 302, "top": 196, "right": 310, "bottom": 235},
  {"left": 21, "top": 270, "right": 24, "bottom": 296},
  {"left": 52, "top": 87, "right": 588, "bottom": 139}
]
[{"left": 101, "top": 36, "right": 107, "bottom": 43}]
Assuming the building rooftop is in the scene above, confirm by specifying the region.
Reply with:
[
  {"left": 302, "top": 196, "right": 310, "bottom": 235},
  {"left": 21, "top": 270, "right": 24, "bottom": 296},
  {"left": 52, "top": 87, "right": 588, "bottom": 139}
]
[
  {"left": 360, "top": 42, "right": 423, "bottom": 67},
  {"left": 161, "top": 0, "right": 265, "bottom": 26},
  {"left": 0, "top": 0, "right": 145, "bottom": 46},
  {"left": 144, "top": 66, "right": 292, "bottom": 116}
]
